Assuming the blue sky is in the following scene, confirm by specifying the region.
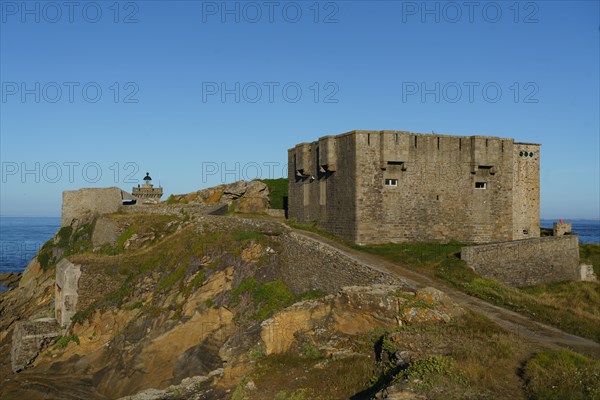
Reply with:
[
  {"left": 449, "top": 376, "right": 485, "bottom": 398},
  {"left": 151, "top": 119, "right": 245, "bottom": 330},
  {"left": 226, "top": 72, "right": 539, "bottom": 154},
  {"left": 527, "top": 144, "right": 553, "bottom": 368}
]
[{"left": 0, "top": 0, "right": 598, "bottom": 219}]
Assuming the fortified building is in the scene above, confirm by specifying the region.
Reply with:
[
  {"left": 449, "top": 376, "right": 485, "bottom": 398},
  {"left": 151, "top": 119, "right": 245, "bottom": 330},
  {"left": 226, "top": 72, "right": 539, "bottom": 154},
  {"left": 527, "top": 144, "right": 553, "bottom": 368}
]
[{"left": 288, "top": 130, "right": 540, "bottom": 245}]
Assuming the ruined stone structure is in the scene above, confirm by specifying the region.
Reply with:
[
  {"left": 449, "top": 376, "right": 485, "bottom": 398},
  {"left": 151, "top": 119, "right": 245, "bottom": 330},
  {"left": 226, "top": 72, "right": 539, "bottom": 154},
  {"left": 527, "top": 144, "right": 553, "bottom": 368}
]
[
  {"left": 553, "top": 220, "right": 572, "bottom": 237},
  {"left": 132, "top": 172, "right": 163, "bottom": 204},
  {"left": 61, "top": 187, "right": 137, "bottom": 227},
  {"left": 55, "top": 259, "right": 82, "bottom": 327},
  {"left": 288, "top": 130, "right": 540, "bottom": 245}
]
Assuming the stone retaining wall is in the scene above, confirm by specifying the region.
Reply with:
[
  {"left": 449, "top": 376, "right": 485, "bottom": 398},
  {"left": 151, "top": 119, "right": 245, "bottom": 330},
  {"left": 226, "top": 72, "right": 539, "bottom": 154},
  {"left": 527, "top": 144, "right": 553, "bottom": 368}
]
[{"left": 461, "top": 235, "right": 580, "bottom": 287}]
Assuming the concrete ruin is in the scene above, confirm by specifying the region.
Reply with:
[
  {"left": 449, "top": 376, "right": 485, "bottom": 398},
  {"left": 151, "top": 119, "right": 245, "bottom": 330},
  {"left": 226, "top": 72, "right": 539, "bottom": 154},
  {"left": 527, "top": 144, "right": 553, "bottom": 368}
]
[
  {"left": 55, "top": 259, "right": 82, "bottom": 328},
  {"left": 61, "top": 187, "right": 137, "bottom": 226},
  {"left": 11, "top": 318, "right": 61, "bottom": 372}
]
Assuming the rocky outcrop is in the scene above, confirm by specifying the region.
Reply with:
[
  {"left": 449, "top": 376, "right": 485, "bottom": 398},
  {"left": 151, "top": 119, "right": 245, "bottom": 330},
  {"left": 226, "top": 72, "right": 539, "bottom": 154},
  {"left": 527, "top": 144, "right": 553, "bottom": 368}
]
[
  {"left": 0, "top": 272, "right": 21, "bottom": 290},
  {"left": 170, "top": 180, "right": 270, "bottom": 213},
  {"left": 11, "top": 318, "right": 60, "bottom": 372},
  {"left": 260, "top": 285, "right": 464, "bottom": 357}
]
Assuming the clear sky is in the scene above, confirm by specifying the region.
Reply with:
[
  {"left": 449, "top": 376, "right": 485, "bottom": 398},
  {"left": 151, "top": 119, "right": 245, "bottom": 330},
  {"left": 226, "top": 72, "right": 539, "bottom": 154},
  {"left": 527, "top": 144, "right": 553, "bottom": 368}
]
[{"left": 0, "top": 0, "right": 598, "bottom": 219}]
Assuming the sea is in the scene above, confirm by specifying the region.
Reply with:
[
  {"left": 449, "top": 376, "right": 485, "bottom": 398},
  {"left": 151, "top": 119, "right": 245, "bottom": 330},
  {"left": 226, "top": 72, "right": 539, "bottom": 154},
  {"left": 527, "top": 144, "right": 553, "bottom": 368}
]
[
  {"left": 0, "top": 216, "right": 61, "bottom": 290},
  {"left": 0, "top": 216, "right": 598, "bottom": 290}
]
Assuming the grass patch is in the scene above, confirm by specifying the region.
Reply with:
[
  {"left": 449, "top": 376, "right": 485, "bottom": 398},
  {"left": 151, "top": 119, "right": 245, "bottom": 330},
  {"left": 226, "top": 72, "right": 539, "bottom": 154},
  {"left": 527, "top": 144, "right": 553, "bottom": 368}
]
[
  {"left": 396, "top": 355, "right": 467, "bottom": 390},
  {"left": 523, "top": 349, "right": 600, "bottom": 399},
  {"left": 230, "top": 278, "right": 319, "bottom": 321},
  {"left": 56, "top": 334, "right": 80, "bottom": 349},
  {"left": 355, "top": 242, "right": 600, "bottom": 341},
  {"left": 286, "top": 220, "right": 344, "bottom": 242},
  {"left": 580, "top": 243, "right": 600, "bottom": 278},
  {"left": 260, "top": 178, "right": 288, "bottom": 210}
]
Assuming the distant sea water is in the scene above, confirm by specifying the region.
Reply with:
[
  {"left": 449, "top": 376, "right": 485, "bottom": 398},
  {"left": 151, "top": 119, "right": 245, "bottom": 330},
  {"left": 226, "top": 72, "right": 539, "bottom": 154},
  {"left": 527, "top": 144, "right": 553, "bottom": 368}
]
[
  {"left": 0, "top": 217, "right": 598, "bottom": 289},
  {"left": 540, "top": 219, "right": 600, "bottom": 244},
  {"left": 0, "top": 217, "right": 61, "bottom": 290}
]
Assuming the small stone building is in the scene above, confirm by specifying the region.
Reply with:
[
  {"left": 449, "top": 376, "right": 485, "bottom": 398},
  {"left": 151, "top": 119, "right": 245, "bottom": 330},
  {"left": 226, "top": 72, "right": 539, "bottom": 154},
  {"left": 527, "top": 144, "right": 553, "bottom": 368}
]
[{"left": 288, "top": 130, "right": 540, "bottom": 245}]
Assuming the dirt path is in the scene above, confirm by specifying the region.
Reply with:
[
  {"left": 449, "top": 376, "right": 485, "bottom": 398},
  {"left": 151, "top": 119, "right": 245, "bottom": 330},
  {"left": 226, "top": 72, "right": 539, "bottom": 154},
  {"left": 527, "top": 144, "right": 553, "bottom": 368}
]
[{"left": 290, "top": 228, "right": 600, "bottom": 358}]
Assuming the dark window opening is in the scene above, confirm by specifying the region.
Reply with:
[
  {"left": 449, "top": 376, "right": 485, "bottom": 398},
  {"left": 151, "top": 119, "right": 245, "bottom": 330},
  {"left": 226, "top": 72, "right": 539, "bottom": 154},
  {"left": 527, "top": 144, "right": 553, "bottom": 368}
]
[
  {"left": 385, "top": 179, "right": 398, "bottom": 187},
  {"left": 475, "top": 182, "right": 487, "bottom": 189},
  {"left": 523, "top": 229, "right": 529, "bottom": 235},
  {"left": 122, "top": 199, "right": 137, "bottom": 205},
  {"left": 414, "top": 136, "right": 417, "bottom": 147},
  {"left": 368, "top": 134, "right": 371, "bottom": 145},
  {"left": 437, "top": 137, "right": 440, "bottom": 149},
  {"left": 394, "top": 133, "right": 399, "bottom": 143},
  {"left": 459, "top": 138, "right": 462, "bottom": 151},
  {"left": 387, "top": 161, "right": 403, "bottom": 165}
]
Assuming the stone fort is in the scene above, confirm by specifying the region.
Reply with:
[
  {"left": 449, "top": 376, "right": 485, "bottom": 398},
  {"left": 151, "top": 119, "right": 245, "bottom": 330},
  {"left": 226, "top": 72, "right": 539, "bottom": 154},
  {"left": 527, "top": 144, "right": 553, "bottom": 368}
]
[{"left": 288, "top": 130, "right": 540, "bottom": 245}]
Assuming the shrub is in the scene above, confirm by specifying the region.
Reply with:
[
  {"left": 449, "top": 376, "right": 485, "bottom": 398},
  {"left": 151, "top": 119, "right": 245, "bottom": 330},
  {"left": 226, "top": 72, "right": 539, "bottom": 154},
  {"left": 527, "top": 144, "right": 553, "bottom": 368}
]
[
  {"left": 56, "top": 334, "right": 80, "bottom": 349},
  {"left": 397, "top": 355, "right": 467, "bottom": 389},
  {"left": 523, "top": 349, "right": 600, "bottom": 400},
  {"left": 260, "top": 178, "right": 288, "bottom": 209}
]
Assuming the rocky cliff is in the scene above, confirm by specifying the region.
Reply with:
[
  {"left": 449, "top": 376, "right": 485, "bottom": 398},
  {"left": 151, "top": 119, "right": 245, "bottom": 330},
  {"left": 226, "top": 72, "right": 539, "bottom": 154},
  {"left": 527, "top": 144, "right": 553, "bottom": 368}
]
[{"left": 3, "top": 184, "right": 582, "bottom": 400}]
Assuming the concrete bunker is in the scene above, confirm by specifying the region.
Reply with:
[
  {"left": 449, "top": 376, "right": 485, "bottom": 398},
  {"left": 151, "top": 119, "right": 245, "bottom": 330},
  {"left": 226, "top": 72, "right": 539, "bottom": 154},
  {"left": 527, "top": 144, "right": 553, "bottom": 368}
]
[{"left": 55, "top": 258, "right": 82, "bottom": 327}]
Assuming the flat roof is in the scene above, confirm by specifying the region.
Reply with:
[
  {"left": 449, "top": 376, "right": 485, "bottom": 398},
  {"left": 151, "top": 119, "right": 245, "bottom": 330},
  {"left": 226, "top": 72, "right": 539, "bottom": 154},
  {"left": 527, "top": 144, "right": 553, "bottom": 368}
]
[{"left": 289, "top": 130, "right": 540, "bottom": 151}]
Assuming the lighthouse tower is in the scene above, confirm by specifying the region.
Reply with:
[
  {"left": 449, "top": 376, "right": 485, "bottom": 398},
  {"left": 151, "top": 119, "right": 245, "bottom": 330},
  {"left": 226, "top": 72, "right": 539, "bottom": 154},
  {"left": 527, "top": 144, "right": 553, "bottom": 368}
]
[{"left": 132, "top": 172, "right": 163, "bottom": 204}]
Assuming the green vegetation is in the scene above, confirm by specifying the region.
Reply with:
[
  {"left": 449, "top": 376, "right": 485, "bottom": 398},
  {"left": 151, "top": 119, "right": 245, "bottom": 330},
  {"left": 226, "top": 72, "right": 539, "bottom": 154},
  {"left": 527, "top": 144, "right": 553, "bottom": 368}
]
[
  {"left": 286, "top": 220, "right": 343, "bottom": 242},
  {"left": 523, "top": 349, "right": 600, "bottom": 399},
  {"left": 165, "top": 194, "right": 178, "bottom": 205},
  {"left": 37, "top": 222, "right": 95, "bottom": 270},
  {"left": 56, "top": 334, "right": 80, "bottom": 349},
  {"left": 69, "top": 221, "right": 286, "bottom": 324},
  {"left": 355, "top": 242, "right": 600, "bottom": 341},
  {"left": 396, "top": 355, "right": 467, "bottom": 390},
  {"left": 260, "top": 178, "right": 288, "bottom": 209},
  {"left": 580, "top": 243, "right": 600, "bottom": 278},
  {"left": 230, "top": 277, "right": 295, "bottom": 320},
  {"left": 229, "top": 276, "right": 325, "bottom": 322},
  {"left": 244, "top": 310, "right": 538, "bottom": 400},
  {"left": 300, "top": 343, "right": 323, "bottom": 360}
]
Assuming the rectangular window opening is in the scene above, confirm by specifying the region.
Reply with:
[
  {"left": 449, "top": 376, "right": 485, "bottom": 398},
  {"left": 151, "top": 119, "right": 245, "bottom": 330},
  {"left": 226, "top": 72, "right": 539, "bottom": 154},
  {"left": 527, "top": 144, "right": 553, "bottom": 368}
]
[
  {"left": 523, "top": 229, "right": 529, "bottom": 235},
  {"left": 475, "top": 182, "right": 487, "bottom": 189},
  {"left": 385, "top": 179, "right": 398, "bottom": 187},
  {"left": 394, "top": 133, "right": 399, "bottom": 143}
]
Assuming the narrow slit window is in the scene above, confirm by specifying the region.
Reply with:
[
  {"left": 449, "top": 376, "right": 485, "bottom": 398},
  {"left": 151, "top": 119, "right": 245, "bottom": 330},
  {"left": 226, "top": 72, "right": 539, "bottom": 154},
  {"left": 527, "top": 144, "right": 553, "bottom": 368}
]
[
  {"left": 385, "top": 179, "right": 398, "bottom": 187},
  {"left": 475, "top": 182, "right": 487, "bottom": 189}
]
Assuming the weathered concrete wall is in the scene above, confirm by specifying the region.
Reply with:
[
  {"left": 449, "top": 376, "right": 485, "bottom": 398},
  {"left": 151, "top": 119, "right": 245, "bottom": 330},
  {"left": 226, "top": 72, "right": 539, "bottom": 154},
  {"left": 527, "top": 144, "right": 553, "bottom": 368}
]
[
  {"left": 55, "top": 259, "right": 82, "bottom": 327},
  {"left": 11, "top": 318, "right": 60, "bottom": 372},
  {"left": 288, "top": 134, "right": 358, "bottom": 242},
  {"left": 277, "top": 232, "right": 408, "bottom": 295},
  {"left": 61, "top": 187, "right": 132, "bottom": 226},
  {"left": 512, "top": 143, "right": 540, "bottom": 240},
  {"left": 461, "top": 235, "right": 580, "bottom": 287},
  {"left": 288, "top": 130, "right": 541, "bottom": 245}
]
